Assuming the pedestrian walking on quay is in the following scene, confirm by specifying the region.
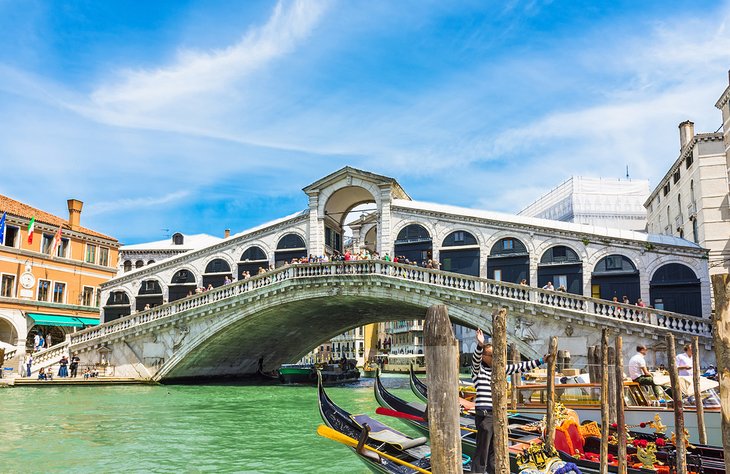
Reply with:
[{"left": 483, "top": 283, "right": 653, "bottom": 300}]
[
  {"left": 470, "top": 329, "right": 550, "bottom": 474},
  {"left": 58, "top": 355, "right": 69, "bottom": 378},
  {"left": 70, "top": 353, "right": 80, "bottom": 377}
]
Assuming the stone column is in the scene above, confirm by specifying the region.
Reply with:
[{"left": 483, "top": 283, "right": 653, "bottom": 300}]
[
  {"left": 308, "top": 193, "right": 323, "bottom": 257},
  {"left": 377, "top": 188, "right": 392, "bottom": 257}
]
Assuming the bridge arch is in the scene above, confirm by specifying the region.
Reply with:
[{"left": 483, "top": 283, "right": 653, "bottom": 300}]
[
  {"left": 0, "top": 313, "right": 23, "bottom": 349},
  {"left": 487, "top": 236, "right": 530, "bottom": 284},
  {"left": 238, "top": 245, "right": 269, "bottom": 278},
  {"left": 649, "top": 262, "right": 702, "bottom": 316},
  {"left": 317, "top": 181, "right": 382, "bottom": 225},
  {"left": 274, "top": 232, "right": 307, "bottom": 266},
  {"left": 392, "top": 222, "right": 434, "bottom": 264},
  {"left": 168, "top": 267, "right": 199, "bottom": 301},
  {"left": 202, "top": 257, "right": 234, "bottom": 288},
  {"left": 537, "top": 245, "right": 583, "bottom": 294},
  {"left": 439, "top": 229, "right": 480, "bottom": 276}
]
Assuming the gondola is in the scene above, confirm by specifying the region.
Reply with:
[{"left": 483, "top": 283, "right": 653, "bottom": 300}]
[
  {"left": 406, "top": 369, "right": 725, "bottom": 474},
  {"left": 317, "top": 372, "right": 439, "bottom": 473}
]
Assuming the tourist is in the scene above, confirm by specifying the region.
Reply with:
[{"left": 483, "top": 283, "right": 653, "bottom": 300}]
[
  {"left": 58, "top": 355, "right": 69, "bottom": 378},
  {"left": 37, "top": 334, "right": 45, "bottom": 351},
  {"left": 470, "top": 329, "right": 549, "bottom": 474},
  {"left": 70, "top": 353, "right": 80, "bottom": 378},
  {"left": 25, "top": 354, "right": 33, "bottom": 377},
  {"left": 676, "top": 343, "right": 693, "bottom": 377},
  {"left": 557, "top": 285, "right": 566, "bottom": 292},
  {"left": 542, "top": 281, "right": 554, "bottom": 291},
  {"left": 34, "top": 333, "right": 40, "bottom": 352},
  {"left": 38, "top": 367, "right": 47, "bottom": 380},
  {"left": 622, "top": 295, "right": 630, "bottom": 305},
  {"left": 628, "top": 345, "right": 663, "bottom": 399},
  {"left": 636, "top": 298, "right": 646, "bottom": 307},
  {"left": 144, "top": 303, "right": 151, "bottom": 311},
  {"left": 519, "top": 279, "right": 528, "bottom": 285},
  {"left": 83, "top": 367, "right": 91, "bottom": 379},
  {"left": 46, "top": 332, "right": 52, "bottom": 348}
]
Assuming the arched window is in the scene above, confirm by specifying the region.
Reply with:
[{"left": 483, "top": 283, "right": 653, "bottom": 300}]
[
  {"left": 650, "top": 263, "right": 701, "bottom": 316},
  {"left": 147, "top": 260, "right": 155, "bottom": 265},
  {"left": 539, "top": 246, "right": 580, "bottom": 264},
  {"left": 442, "top": 231, "right": 478, "bottom": 247},
  {"left": 277, "top": 234, "right": 306, "bottom": 249},
  {"left": 172, "top": 233, "right": 184, "bottom": 245},
  {"left": 123, "top": 260, "right": 132, "bottom": 272},
  {"left": 240, "top": 246, "right": 267, "bottom": 261},
  {"left": 205, "top": 258, "right": 231, "bottom": 274},
  {"left": 591, "top": 255, "right": 639, "bottom": 302},
  {"left": 169, "top": 269, "right": 197, "bottom": 302},
  {"left": 395, "top": 224, "right": 430, "bottom": 243},
  {"left": 440, "top": 231, "right": 479, "bottom": 276},
  {"left": 171, "top": 269, "right": 195, "bottom": 284},
  {"left": 489, "top": 238, "right": 527, "bottom": 256},
  {"left": 135, "top": 260, "right": 144, "bottom": 269}
]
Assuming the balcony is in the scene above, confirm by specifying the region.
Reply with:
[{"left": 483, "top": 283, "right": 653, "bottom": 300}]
[{"left": 675, "top": 214, "right": 684, "bottom": 229}]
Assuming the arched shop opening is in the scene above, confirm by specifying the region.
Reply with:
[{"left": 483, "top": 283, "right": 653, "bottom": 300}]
[
  {"left": 393, "top": 224, "right": 432, "bottom": 265},
  {"left": 238, "top": 246, "right": 268, "bottom": 278},
  {"left": 136, "top": 279, "right": 164, "bottom": 311},
  {"left": 275, "top": 234, "right": 307, "bottom": 267},
  {"left": 440, "top": 231, "right": 480, "bottom": 276},
  {"left": 591, "top": 255, "right": 640, "bottom": 303},
  {"left": 650, "top": 263, "right": 702, "bottom": 316},
  {"left": 538, "top": 245, "right": 582, "bottom": 294},
  {"left": 0, "top": 318, "right": 18, "bottom": 350},
  {"left": 25, "top": 324, "right": 69, "bottom": 351},
  {"left": 487, "top": 237, "right": 529, "bottom": 283},
  {"left": 169, "top": 269, "right": 197, "bottom": 302},
  {"left": 103, "top": 291, "right": 131, "bottom": 322},
  {"left": 202, "top": 258, "right": 233, "bottom": 288}
]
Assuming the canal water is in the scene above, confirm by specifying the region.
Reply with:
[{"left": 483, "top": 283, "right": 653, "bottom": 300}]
[{"left": 0, "top": 375, "right": 422, "bottom": 473}]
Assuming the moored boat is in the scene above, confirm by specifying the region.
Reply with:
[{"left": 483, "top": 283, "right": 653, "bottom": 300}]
[{"left": 279, "top": 361, "right": 360, "bottom": 385}]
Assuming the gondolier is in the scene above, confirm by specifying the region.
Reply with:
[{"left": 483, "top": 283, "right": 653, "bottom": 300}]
[{"left": 471, "top": 329, "right": 549, "bottom": 474}]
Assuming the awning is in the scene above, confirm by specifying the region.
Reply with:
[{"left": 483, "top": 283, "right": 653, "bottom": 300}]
[{"left": 28, "top": 313, "right": 100, "bottom": 328}]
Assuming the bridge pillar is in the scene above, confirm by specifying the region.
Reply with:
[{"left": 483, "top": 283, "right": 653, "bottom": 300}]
[
  {"left": 377, "top": 192, "right": 392, "bottom": 256},
  {"left": 308, "top": 194, "right": 324, "bottom": 257}
]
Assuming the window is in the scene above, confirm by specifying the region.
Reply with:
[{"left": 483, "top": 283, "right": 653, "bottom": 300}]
[
  {"left": 3, "top": 226, "right": 19, "bottom": 247},
  {"left": 453, "top": 231, "right": 464, "bottom": 242},
  {"left": 41, "top": 233, "right": 54, "bottom": 255},
  {"left": 99, "top": 247, "right": 109, "bottom": 266},
  {"left": 37, "top": 279, "right": 50, "bottom": 301},
  {"left": 95, "top": 288, "right": 102, "bottom": 307},
  {"left": 554, "top": 275, "right": 568, "bottom": 289},
  {"left": 686, "top": 154, "right": 693, "bottom": 169},
  {"left": 502, "top": 239, "right": 513, "bottom": 250},
  {"left": 1, "top": 274, "right": 15, "bottom": 297},
  {"left": 85, "top": 244, "right": 97, "bottom": 263},
  {"left": 53, "top": 282, "right": 66, "bottom": 303},
  {"left": 57, "top": 238, "right": 69, "bottom": 258},
  {"left": 673, "top": 170, "right": 681, "bottom": 184},
  {"left": 591, "top": 284, "right": 601, "bottom": 299},
  {"left": 172, "top": 233, "right": 184, "bottom": 245},
  {"left": 493, "top": 269, "right": 502, "bottom": 281},
  {"left": 135, "top": 260, "right": 144, "bottom": 268},
  {"left": 124, "top": 260, "right": 132, "bottom": 272},
  {"left": 663, "top": 183, "right": 671, "bottom": 196},
  {"left": 81, "top": 286, "right": 94, "bottom": 306}
]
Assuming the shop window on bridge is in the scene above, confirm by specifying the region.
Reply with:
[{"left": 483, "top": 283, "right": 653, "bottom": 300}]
[
  {"left": 275, "top": 233, "right": 307, "bottom": 267},
  {"left": 239, "top": 246, "right": 268, "bottom": 278},
  {"left": 394, "top": 224, "right": 432, "bottom": 265},
  {"left": 104, "top": 291, "right": 131, "bottom": 322},
  {"left": 538, "top": 246, "right": 582, "bottom": 294},
  {"left": 650, "top": 263, "right": 701, "bottom": 317},
  {"left": 136, "top": 279, "right": 164, "bottom": 311},
  {"left": 203, "top": 259, "right": 233, "bottom": 289},
  {"left": 591, "top": 254, "right": 640, "bottom": 303},
  {"left": 440, "top": 230, "right": 479, "bottom": 276},
  {"left": 487, "top": 237, "right": 529, "bottom": 284},
  {"left": 169, "top": 269, "right": 197, "bottom": 302}
]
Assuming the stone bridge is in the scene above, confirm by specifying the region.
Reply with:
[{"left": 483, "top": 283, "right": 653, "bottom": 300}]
[{"left": 30, "top": 261, "right": 713, "bottom": 382}]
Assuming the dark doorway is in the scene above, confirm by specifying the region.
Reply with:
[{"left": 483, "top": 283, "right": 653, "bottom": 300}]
[
  {"left": 440, "top": 231, "right": 480, "bottom": 276},
  {"left": 169, "top": 269, "right": 197, "bottom": 302},
  {"left": 487, "top": 237, "right": 529, "bottom": 284},
  {"left": 203, "top": 258, "right": 233, "bottom": 288},
  {"left": 275, "top": 234, "right": 307, "bottom": 267},
  {"left": 650, "top": 263, "right": 702, "bottom": 316},
  {"left": 103, "top": 291, "right": 131, "bottom": 322},
  {"left": 538, "top": 246, "right": 582, "bottom": 294},
  {"left": 238, "top": 246, "right": 269, "bottom": 278},
  {"left": 136, "top": 279, "right": 164, "bottom": 311},
  {"left": 394, "top": 224, "right": 432, "bottom": 265},
  {"left": 591, "top": 255, "right": 640, "bottom": 303}
]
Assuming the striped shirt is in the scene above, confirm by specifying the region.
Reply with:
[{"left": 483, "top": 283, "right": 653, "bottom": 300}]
[{"left": 471, "top": 345, "right": 542, "bottom": 410}]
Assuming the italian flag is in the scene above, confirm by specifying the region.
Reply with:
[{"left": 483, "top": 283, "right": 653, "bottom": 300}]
[{"left": 27, "top": 217, "right": 35, "bottom": 244}]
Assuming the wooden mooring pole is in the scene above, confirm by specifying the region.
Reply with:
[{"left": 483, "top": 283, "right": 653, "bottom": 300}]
[
  {"left": 608, "top": 345, "right": 617, "bottom": 425},
  {"left": 510, "top": 343, "right": 520, "bottom": 411},
  {"left": 545, "top": 336, "right": 558, "bottom": 452},
  {"left": 692, "top": 336, "right": 706, "bottom": 445},
  {"left": 711, "top": 273, "right": 730, "bottom": 474},
  {"left": 615, "top": 335, "right": 627, "bottom": 474},
  {"left": 492, "top": 308, "right": 510, "bottom": 474},
  {"left": 667, "top": 333, "right": 687, "bottom": 474},
  {"left": 424, "top": 305, "right": 462, "bottom": 473},
  {"left": 600, "top": 329, "right": 609, "bottom": 474}
]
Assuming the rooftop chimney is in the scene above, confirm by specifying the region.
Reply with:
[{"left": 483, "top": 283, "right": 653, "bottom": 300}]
[
  {"left": 678, "top": 120, "right": 694, "bottom": 149},
  {"left": 224, "top": 229, "right": 230, "bottom": 238},
  {"left": 67, "top": 199, "right": 83, "bottom": 229}
]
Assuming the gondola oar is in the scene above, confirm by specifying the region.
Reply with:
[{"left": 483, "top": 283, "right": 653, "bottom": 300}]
[
  {"left": 316, "top": 425, "right": 432, "bottom": 474},
  {"left": 376, "top": 407, "right": 478, "bottom": 433}
]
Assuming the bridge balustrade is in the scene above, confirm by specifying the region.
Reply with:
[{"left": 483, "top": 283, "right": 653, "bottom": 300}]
[{"left": 69, "top": 260, "right": 711, "bottom": 350}]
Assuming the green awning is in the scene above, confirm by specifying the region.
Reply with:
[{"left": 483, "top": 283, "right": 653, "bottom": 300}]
[{"left": 28, "top": 313, "right": 100, "bottom": 328}]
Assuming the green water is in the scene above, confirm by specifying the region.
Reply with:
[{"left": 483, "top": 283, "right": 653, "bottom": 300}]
[{"left": 0, "top": 376, "right": 422, "bottom": 473}]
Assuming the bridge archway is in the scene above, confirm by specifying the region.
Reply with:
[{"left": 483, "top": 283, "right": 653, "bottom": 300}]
[
  {"left": 275, "top": 233, "right": 307, "bottom": 267},
  {"left": 323, "top": 186, "right": 377, "bottom": 255},
  {"left": 238, "top": 246, "right": 268, "bottom": 278},
  {"left": 440, "top": 230, "right": 480, "bottom": 276},
  {"left": 0, "top": 315, "right": 19, "bottom": 349},
  {"left": 650, "top": 263, "right": 701, "bottom": 316},
  {"left": 487, "top": 237, "right": 529, "bottom": 284},
  {"left": 591, "top": 254, "right": 640, "bottom": 302},
  {"left": 169, "top": 268, "right": 198, "bottom": 301},
  {"left": 538, "top": 245, "right": 582, "bottom": 294},
  {"left": 393, "top": 224, "right": 432, "bottom": 265},
  {"left": 203, "top": 258, "right": 233, "bottom": 288},
  {"left": 103, "top": 291, "right": 131, "bottom": 322},
  {"left": 136, "top": 279, "right": 164, "bottom": 311}
]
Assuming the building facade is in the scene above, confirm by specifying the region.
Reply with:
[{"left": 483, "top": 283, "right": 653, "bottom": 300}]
[
  {"left": 0, "top": 196, "right": 118, "bottom": 364},
  {"left": 644, "top": 120, "right": 730, "bottom": 278},
  {"left": 519, "top": 176, "right": 650, "bottom": 232},
  {"left": 119, "top": 232, "right": 222, "bottom": 274}
]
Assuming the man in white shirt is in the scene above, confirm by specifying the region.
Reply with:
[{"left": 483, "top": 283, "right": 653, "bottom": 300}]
[
  {"left": 628, "top": 345, "right": 663, "bottom": 399},
  {"left": 675, "top": 344, "right": 693, "bottom": 377}
]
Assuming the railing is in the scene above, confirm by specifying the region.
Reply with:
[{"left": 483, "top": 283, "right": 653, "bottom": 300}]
[
  {"left": 68, "top": 261, "right": 712, "bottom": 349},
  {"left": 30, "top": 342, "right": 70, "bottom": 373},
  {"left": 3, "top": 348, "right": 16, "bottom": 362}
]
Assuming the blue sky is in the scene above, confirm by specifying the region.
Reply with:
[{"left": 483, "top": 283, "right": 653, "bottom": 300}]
[{"left": 1, "top": 0, "right": 730, "bottom": 244}]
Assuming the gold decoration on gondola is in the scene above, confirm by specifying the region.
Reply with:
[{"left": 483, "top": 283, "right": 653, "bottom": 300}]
[
  {"left": 669, "top": 429, "right": 695, "bottom": 449},
  {"left": 578, "top": 421, "right": 601, "bottom": 438},
  {"left": 516, "top": 442, "right": 560, "bottom": 471},
  {"left": 649, "top": 414, "right": 667, "bottom": 435},
  {"left": 635, "top": 443, "right": 661, "bottom": 470}
]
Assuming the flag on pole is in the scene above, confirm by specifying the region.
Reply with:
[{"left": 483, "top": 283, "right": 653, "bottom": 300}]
[
  {"left": 0, "top": 212, "right": 6, "bottom": 245},
  {"left": 27, "top": 217, "right": 36, "bottom": 244},
  {"left": 49, "top": 225, "right": 63, "bottom": 259}
]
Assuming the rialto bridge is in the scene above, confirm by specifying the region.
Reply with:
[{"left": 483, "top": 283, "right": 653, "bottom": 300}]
[{"left": 28, "top": 167, "right": 714, "bottom": 381}]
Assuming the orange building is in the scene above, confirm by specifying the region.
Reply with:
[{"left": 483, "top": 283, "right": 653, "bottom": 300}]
[{"left": 0, "top": 195, "right": 119, "bottom": 370}]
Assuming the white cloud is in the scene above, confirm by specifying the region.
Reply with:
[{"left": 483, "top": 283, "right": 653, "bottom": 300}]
[{"left": 86, "top": 191, "right": 191, "bottom": 216}]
